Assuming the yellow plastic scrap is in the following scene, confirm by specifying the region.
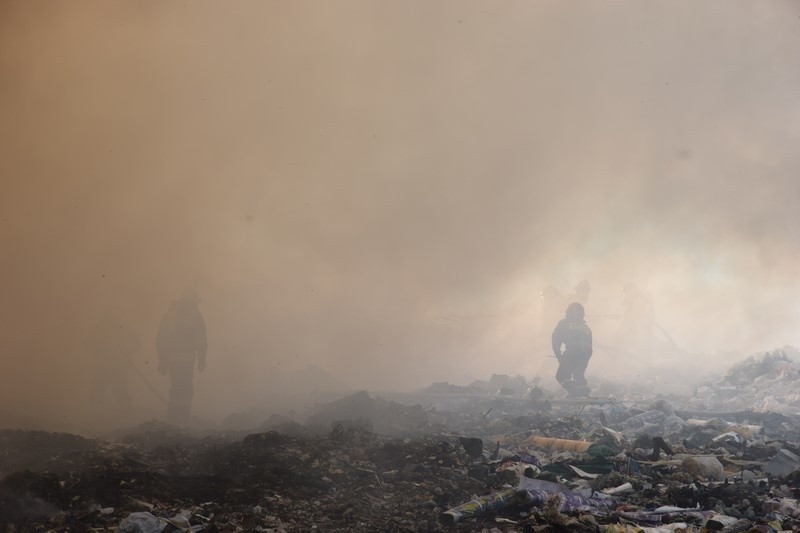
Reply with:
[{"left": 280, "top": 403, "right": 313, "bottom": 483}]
[{"left": 527, "top": 436, "right": 591, "bottom": 452}]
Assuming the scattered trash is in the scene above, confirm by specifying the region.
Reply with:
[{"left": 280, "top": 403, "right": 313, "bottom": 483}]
[
  {"left": 764, "top": 448, "right": 800, "bottom": 476},
  {"left": 440, "top": 488, "right": 517, "bottom": 525},
  {"left": 601, "top": 482, "right": 633, "bottom": 495},
  {"left": 118, "top": 512, "right": 166, "bottom": 533},
  {"left": 459, "top": 436, "right": 484, "bottom": 460},
  {"left": 4, "top": 349, "right": 800, "bottom": 531},
  {"left": 681, "top": 455, "right": 725, "bottom": 481},
  {"left": 528, "top": 436, "right": 591, "bottom": 452}
]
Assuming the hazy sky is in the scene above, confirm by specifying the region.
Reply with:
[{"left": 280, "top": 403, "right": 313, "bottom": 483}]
[{"left": 2, "top": 1, "right": 799, "bottom": 428}]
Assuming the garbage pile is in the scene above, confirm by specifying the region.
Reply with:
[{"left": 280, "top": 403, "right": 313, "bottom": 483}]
[
  {"left": 688, "top": 347, "right": 800, "bottom": 415},
  {"left": 4, "top": 349, "right": 800, "bottom": 531}
]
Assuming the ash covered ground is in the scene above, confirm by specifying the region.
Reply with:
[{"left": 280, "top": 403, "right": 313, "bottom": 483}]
[{"left": 5, "top": 349, "right": 800, "bottom": 532}]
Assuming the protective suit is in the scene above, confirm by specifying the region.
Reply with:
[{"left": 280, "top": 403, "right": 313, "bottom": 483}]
[
  {"left": 551, "top": 302, "right": 593, "bottom": 396},
  {"left": 157, "top": 290, "right": 207, "bottom": 424}
]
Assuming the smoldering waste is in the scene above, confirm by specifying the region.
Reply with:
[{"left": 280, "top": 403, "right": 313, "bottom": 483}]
[{"left": 4, "top": 349, "right": 800, "bottom": 531}]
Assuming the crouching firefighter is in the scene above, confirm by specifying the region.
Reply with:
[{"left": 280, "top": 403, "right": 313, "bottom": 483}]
[{"left": 551, "top": 302, "right": 592, "bottom": 397}]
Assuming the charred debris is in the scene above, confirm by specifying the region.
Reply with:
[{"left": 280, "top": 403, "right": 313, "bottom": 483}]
[{"left": 5, "top": 349, "right": 800, "bottom": 531}]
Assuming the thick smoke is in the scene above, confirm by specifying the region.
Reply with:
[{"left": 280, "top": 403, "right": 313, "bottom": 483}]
[{"left": 1, "top": 1, "right": 799, "bottom": 430}]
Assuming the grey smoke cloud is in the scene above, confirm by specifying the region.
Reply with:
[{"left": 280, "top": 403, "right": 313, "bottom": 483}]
[{"left": 1, "top": 1, "right": 799, "bottom": 428}]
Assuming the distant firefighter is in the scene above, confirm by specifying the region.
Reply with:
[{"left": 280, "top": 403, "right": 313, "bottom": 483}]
[
  {"left": 157, "top": 290, "right": 207, "bottom": 425},
  {"left": 539, "top": 284, "right": 566, "bottom": 335},
  {"left": 86, "top": 311, "right": 140, "bottom": 414},
  {"left": 540, "top": 284, "right": 565, "bottom": 308},
  {"left": 567, "top": 280, "right": 591, "bottom": 306},
  {"left": 551, "top": 302, "right": 593, "bottom": 397},
  {"left": 618, "top": 282, "right": 655, "bottom": 354}
]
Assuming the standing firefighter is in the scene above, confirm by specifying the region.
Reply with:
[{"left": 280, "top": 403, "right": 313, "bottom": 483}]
[
  {"left": 551, "top": 302, "right": 592, "bottom": 397},
  {"left": 157, "top": 290, "right": 207, "bottom": 424}
]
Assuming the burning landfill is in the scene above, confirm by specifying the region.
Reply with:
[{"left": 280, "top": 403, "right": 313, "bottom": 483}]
[
  {"left": 5, "top": 1, "right": 800, "bottom": 531},
  {"left": 4, "top": 348, "right": 800, "bottom": 531}
]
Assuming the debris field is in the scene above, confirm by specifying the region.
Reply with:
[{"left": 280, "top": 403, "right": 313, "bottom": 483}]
[{"left": 4, "top": 349, "right": 800, "bottom": 532}]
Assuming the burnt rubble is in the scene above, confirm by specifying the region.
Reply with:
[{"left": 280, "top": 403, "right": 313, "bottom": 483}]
[{"left": 4, "top": 349, "right": 800, "bottom": 531}]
